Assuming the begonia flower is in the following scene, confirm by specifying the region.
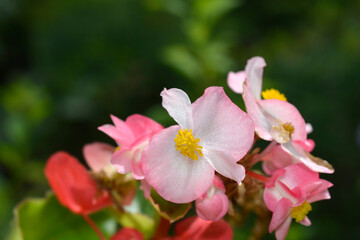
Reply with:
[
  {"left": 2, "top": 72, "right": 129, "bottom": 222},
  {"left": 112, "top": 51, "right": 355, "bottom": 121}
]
[
  {"left": 44, "top": 151, "right": 111, "bottom": 214},
  {"left": 227, "top": 57, "right": 334, "bottom": 174},
  {"left": 162, "top": 216, "right": 233, "bottom": 240},
  {"left": 142, "top": 87, "right": 254, "bottom": 203},
  {"left": 195, "top": 175, "right": 229, "bottom": 221},
  {"left": 264, "top": 163, "right": 333, "bottom": 240},
  {"left": 111, "top": 228, "right": 144, "bottom": 240},
  {"left": 99, "top": 114, "right": 163, "bottom": 198}
]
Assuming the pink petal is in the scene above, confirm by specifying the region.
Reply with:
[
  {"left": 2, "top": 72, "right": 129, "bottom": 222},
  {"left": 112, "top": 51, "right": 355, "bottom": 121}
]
[
  {"left": 203, "top": 149, "right": 245, "bottom": 184},
  {"left": 258, "top": 99, "right": 307, "bottom": 142},
  {"left": 98, "top": 117, "right": 134, "bottom": 146},
  {"left": 282, "top": 142, "right": 334, "bottom": 173},
  {"left": 269, "top": 198, "right": 292, "bottom": 233},
  {"left": 140, "top": 179, "right": 152, "bottom": 199},
  {"left": 245, "top": 56, "right": 266, "bottom": 100},
  {"left": 300, "top": 216, "right": 311, "bottom": 226},
  {"left": 192, "top": 87, "right": 254, "bottom": 160},
  {"left": 196, "top": 192, "right": 229, "bottom": 221},
  {"left": 293, "top": 139, "right": 315, "bottom": 152},
  {"left": 142, "top": 126, "right": 214, "bottom": 203},
  {"left": 175, "top": 217, "right": 233, "bottom": 240},
  {"left": 125, "top": 114, "right": 163, "bottom": 140},
  {"left": 279, "top": 163, "right": 319, "bottom": 190},
  {"left": 83, "top": 142, "right": 115, "bottom": 172},
  {"left": 161, "top": 88, "right": 193, "bottom": 129},
  {"left": 243, "top": 84, "right": 273, "bottom": 140},
  {"left": 111, "top": 148, "right": 133, "bottom": 174},
  {"left": 274, "top": 215, "right": 292, "bottom": 240},
  {"left": 131, "top": 153, "right": 145, "bottom": 180},
  {"left": 303, "top": 179, "right": 333, "bottom": 199},
  {"left": 227, "top": 71, "right": 246, "bottom": 94},
  {"left": 307, "top": 189, "right": 332, "bottom": 203}
]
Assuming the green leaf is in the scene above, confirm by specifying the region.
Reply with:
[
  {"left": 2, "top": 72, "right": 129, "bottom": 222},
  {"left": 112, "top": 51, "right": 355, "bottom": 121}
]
[
  {"left": 149, "top": 189, "right": 191, "bottom": 223},
  {"left": 15, "top": 193, "right": 112, "bottom": 240}
]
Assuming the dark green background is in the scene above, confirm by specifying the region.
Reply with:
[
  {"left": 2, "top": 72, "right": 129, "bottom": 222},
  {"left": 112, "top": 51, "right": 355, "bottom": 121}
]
[{"left": 1, "top": 0, "right": 359, "bottom": 239}]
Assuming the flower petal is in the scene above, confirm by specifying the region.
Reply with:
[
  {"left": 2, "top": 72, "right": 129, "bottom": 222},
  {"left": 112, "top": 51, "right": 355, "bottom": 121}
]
[
  {"left": 45, "top": 152, "right": 111, "bottom": 214},
  {"left": 243, "top": 84, "right": 273, "bottom": 140},
  {"left": 140, "top": 179, "right": 152, "bottom": 199},
  {"left": 282, "top": 142, "right": 334, "bottom": 173},
  {"left": 258, "top": 99, "right": 307, "bottom": 141},
  {"left": 142, "top": 126, "right": 214, "bottom": 203},
  {"left": 245, "top": 56, "right": 266, "bottom": 100},
  {"left": 203, "top": 149, "right": 245, "bottom": 184},
  {"left": 161, "top": 88, "right": 193, "bottom": 129},
  {"left": 196, "top": 192, "right": 229, "bottom": 221},
  {"left": 227, "top": 71, "right": 246, "bottom": 94},
  {"left": 192, "top": 87, "right": 254, "bottom": 160},
  {"left": 300, "top": 216, "right": 311, "bottom": 226},
  {"left": 83, "top": 142, "right": 115, "bottom": 172},
  {"left": 274, "top": 215, "right": 292, "bottom": 240},
  {"left": 98, "top": 115, "right": 134, "bottom": 146},
  {"left": 111, "top": 148, "right": 133, "bottom": 175},
  {"left": 269, "top": 198, "right": 292, "bottom": 233},
  {"left": 125, "top": 114, "right": 163, "bottom": 140}
]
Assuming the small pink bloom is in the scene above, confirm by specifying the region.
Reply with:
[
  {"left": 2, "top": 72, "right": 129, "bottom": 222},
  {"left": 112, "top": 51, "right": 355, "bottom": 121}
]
[
  {"left": 111, "top": 228, "right": 143, "bottom": 240},
  {"left": 195, "top": 176, "right": 229, "bottom": 221},
  {"left": 142, "top": 87, "right": 254, "bottom": 203},
  {"left": 98, "top": 114, "right": 163, "bottom": 180},
  {"left": 44, "top": 152, "right": 111, "bottom": 214},
  {"left": 264, "top": 163, "right": 333, "bottom": 240}
]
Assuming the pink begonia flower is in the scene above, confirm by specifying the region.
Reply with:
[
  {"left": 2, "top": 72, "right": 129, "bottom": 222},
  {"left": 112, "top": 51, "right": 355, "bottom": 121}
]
[
  {"left": 261, "top": 139, "right": 316, "bottom": 175},
  {"left": 99, "top": 114, "right": 163, "bottom": 198},
  {"left": 227, "top": 57, "right": 334, "bottom": 174},
  {"left": 83, "top": 142, "right": 117, "bottom": 177},
  {"left": 162, "top": 216, "right": 233, "bottom": 240},
  {"left": 142, "top": 87, "right": 254, "bottom": 203},
  {"left": 264, "top": 163, "right": 333, "bottom": 240},
  {"left": 195, "top": 175, "right": 229, "bottom": 221},
  {"left": 111, "top": 228, "right": 144, "bottom": 240},
  {"left": 45, "top": 152, "right": 111, "bottom": 215}
]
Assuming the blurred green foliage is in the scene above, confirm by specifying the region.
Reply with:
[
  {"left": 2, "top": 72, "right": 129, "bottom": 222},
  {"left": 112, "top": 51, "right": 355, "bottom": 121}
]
[{"left": 1, "top": 0, "right": 359, "bottom": 239}]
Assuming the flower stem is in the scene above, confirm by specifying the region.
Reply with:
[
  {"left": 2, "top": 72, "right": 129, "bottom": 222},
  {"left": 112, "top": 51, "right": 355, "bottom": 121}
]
[
  {"left": 246, "top": 170, "right": 269, "bottom": 183},
  {"left": 82, "top": 214, "right": 106, "bottom": 240}
]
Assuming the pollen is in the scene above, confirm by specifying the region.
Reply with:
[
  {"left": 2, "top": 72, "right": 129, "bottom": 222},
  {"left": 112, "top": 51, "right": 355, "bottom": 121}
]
[
  {"left": 291, "top": 201, "right": 312, "bottom": 223},
  {"left": 261, "top": 88, "right": 287, "bottom": 101},
  {"left": 174, "top": 129, "right": 203, "bottom": 161},
  {"left": 282, "top": 122, "right": 294, "bottom": 136}
]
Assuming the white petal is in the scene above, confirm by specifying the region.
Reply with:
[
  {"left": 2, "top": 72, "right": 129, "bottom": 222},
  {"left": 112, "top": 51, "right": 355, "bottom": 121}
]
[
  {"left": 245, "top": 56, "right": 266, "bottom": 100},
  {"left": 161, "top": 88, "right": 193, "bottom": 129}
]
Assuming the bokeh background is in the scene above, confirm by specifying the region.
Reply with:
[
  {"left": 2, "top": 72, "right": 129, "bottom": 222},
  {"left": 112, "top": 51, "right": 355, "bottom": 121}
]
[{"left": 1, "top": 0, "right": 359, "bottom": 239}]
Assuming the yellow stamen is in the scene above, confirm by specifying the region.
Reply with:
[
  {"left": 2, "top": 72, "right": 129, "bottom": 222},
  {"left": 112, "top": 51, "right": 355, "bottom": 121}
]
[
  {"left": 282, "top": 122, "right": 294, "bottom": 137},
  {"left": 262, "top": 88, "right": 287, "bottom": 101},
  {"left": 291, "top": 201, "right": 312, "bottom": 223},
  {"left": 115, "top": 146, "right": 120, "bottom": 152},
  {"left": 174, "top": 129, "right": 203, "bottom": 161}
]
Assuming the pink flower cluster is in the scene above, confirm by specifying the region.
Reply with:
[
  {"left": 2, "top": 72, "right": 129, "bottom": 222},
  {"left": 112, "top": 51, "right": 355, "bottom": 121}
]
[
  {"left": 44, "top": 56, "right": 333, "bottom": 240},
  {"left": 228, "top": 56, "right": 334, "bottom": 239}
]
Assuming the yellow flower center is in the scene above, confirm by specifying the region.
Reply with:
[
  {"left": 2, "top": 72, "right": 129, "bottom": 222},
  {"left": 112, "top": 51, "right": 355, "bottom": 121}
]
[
  {"left": 261, "top": 88, "right": 287, "bottom": 101},
  {"left": 115, "top": 146, "right": 120, "bottom": 152},
  {"left": 291, "top": 201, "right": 312, "bottom": 223},
  {"left": 174, "top": 129, "right": 203, "bottom": 161}
]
